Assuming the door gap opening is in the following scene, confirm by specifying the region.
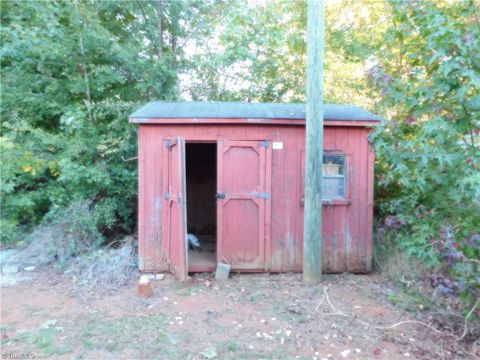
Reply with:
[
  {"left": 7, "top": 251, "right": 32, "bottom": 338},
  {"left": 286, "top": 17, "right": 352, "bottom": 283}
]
[{"left": 186, "top": 143, "right": 217, "bottom": 272}]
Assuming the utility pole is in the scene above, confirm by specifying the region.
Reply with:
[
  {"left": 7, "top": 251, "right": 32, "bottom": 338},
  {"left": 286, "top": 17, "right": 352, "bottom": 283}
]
[{"left": 303, "top": 0, "right": 324, "bottom": 285}]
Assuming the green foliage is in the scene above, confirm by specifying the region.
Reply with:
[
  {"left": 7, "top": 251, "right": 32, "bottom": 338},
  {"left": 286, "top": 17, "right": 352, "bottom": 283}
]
[
  {"left": 227, "top": 341, "right": 239, "bottom": 352},
  {"left": 370, "top": 0, "right": 480, "bottom": 305},
  {"left": 388, "top": 293, "right": 400, "bottom": 305},
  {"left": 0, "top": 0, "right": 203, "bottom": 244},
  {"left": 0, "top": 0, "right": 477, "bottom": 313},
  {"left": 48, "top": 200, "right": 104, "bottom": 261},
  {"left": 0, "top": 0, "right": 387, "bottom": 245},
  {"left": 0, "top": 103, "right": 138, "bottom": 244},
  {"left": 183, "top": 0, "right": 387, "bottom": 107}
]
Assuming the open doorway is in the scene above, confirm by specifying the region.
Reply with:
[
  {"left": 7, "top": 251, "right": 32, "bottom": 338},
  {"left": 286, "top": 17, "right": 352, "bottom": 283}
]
[{"left": 185, "top": 142, "right": 217, "bottom": 271}]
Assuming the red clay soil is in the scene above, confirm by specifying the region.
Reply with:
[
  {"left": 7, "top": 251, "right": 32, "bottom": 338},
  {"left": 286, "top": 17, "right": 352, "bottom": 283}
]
[{"left": 1, "top": 270, "right": 477, "bottom": 359}]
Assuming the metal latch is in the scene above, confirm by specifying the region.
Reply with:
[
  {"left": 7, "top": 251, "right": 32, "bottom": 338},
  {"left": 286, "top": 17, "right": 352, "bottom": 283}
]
[
  {"left": 254, "top": 192, "right": 271, "bottom": 199},
  {"left": 216, "top": 192, "right": 226, "bottom": 199}
]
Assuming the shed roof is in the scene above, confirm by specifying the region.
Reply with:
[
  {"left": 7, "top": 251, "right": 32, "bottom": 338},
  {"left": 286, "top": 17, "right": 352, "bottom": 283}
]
[{"left": 129, "top": 101, "right": 383, "bottom": 122}]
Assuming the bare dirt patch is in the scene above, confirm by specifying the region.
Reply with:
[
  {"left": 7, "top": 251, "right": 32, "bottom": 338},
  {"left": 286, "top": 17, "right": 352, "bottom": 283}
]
[{"left": 1, "top": 269, "right": 477, "bottom": 359}]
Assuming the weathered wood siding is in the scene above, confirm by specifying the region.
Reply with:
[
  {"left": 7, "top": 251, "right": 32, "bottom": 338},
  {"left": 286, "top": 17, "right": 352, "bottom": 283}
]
[{"left": 138, "top": 123, "right": 374, "bottom": 273}]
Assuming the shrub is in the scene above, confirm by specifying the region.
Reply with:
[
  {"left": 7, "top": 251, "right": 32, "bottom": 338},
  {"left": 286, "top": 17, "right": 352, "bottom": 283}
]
[
  {"left": 0, "top": 218, "right": 19, "bottom": 245},
  {"left": 47, "top": 200, "right": 104, "bottom": 262},
  {"left": 66, "top": 238, "right": 137, "bottom": 295},
  {"left": 370, "top": 0, "right": 480, "bottom": 308}
]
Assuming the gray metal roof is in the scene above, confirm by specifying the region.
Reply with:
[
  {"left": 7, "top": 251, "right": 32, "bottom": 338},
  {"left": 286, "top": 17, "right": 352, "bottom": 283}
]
[{"left": 129, "top": 101, "right": 383, "bottom": 122}]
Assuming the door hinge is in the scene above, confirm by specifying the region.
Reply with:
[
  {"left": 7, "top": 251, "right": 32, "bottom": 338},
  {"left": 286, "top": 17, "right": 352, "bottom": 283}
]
[
  {"left": 165, "top": 139, "right": 178, "bottom": 150},
  {"left": 261, "top": 140, "right": 269, "bottom": 148},
  {"left": 254, "top": 192, "right": 271, "bottom": 199}
]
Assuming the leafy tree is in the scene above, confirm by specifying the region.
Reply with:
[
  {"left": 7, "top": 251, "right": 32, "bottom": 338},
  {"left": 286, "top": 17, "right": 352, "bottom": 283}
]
[
  {"left": 181, "top": 0, "right": 387, "bottom": 107},
  {"left": 1, "top": 0, "right": 477, "bottom": 309},
  {"left": 0, "top": 0, "right": 387, "bottom": 245},
  {"left": 370, "top": 0, "right": 480, "bottom": 304},
  {"left": 0, "top": 0, "right": 204, "bottom": 244}
]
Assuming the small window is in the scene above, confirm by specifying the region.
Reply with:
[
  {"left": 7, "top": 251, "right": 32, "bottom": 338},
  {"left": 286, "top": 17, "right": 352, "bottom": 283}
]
[{"left": 323, "top": 155, "right": 346, "bottom": 199}]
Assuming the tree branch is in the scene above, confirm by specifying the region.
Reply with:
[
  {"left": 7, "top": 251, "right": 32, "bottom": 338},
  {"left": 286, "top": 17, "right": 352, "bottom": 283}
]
[
  {"left": 136, "top": 0, "right": 162, "bottom": 60},
  {"left": 74, "top": 0, "right": 95, "bottom": 123}
]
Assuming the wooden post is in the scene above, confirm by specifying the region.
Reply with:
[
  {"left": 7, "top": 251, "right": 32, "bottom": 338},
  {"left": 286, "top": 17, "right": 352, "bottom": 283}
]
[{"left": 303, "top": 0, "right": 324, "bottom": 284}]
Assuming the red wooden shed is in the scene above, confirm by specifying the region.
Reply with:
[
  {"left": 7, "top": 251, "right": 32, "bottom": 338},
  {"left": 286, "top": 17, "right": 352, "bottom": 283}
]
[{"left": 129, "top": 102, "right": 381, "bottom": 280}]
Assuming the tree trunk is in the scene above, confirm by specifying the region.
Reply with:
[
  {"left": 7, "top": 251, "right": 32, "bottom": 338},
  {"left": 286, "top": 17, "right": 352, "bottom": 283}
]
[
  {"left": 74, "top": 0, "right": 95, "bottom": 123},
  {"left": 157, "top": 0, "right": 163, "bottom": 58}
]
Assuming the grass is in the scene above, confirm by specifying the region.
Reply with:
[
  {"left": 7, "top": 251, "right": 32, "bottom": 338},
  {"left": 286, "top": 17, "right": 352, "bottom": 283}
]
[
  {"left": 247, "top": 291, "right": 267, "bottom": 302},
  {"left": 271, "top": 303, "right": 310, "bottom": 325},
  {"left": 388, "top": 293, "right": 400, "bottom": 305},
  {"left": 2, "top": 315, "right": 185, "bottom": 359},
  {"left": 0, "top": 325, "right": 9, "bottom": 339},
  {"left": 175, "top": 287, "right": 197, "bottom": 297},
  {"left": 226, "top": 341, "right": 239, "bottom": 352},
  {"left": 168, "top": 280, "right": 201, "bottom": 297},
  {"left": 83, "top": 338, "right": 95, "bottom": 350},
  {"left": 80, "top": 314, "right": 173, "bottom": 352},
  {"left": 5, "top": 327, "right": 73, "bottom": 357},
  {"left": 374, "top": 233, "right": 438, "bottom": 311}
]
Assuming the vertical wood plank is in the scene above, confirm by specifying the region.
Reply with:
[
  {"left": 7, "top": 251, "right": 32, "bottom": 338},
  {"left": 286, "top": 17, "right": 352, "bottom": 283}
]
[
  {"left": 322, "top": 127, "right": 335, "bottom": 272},
  {"left": 358, "top": 128, "right": 368, "bottom": 271},
  {"left": 138, "top": 126, "right": 146, "bottom": 270},
  {"left": 162, "top": 136, "right": 171, "bottom": 268},
  {"left": 365, "top": 129, "right": 375, "bottom": 272},
  {"left": 264, "top": 142, "right": 273, "bottom": 271},
  {"left": 334, "top": 128, "right": 349, "bottom": 272},
  {"left": 271, "top": 131, "right": 287, "bottom": 271},
  {"left": 143, "top": 128, "right": 156, "bottom": 271},
  {"left": 347, "top": 128, "right": 362, "bottom": 271},
  {"left": 216, "top": 141, "right": 224, "bottom": 265},
  {"left": 152, "top": 127, "right": 162, "bottom": 270}
]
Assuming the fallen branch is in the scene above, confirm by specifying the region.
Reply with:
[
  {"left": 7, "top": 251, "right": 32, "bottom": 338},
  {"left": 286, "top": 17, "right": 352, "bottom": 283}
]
[
  {"left": 372, "top": 319, "right": 444, "bottom": 334},
  {"left": 314, "top": 285, "right": 479, "bottom": 341},
  {"left": 456, "top": 298, "right": 479, "bottom": 341},
  {"left": 315, "top": 285, "right": 350, "bottom": 317}
]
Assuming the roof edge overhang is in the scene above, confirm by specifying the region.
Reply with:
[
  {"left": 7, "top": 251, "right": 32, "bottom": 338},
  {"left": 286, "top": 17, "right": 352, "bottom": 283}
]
[{"left": 128, "top": 117, "right": 381, "bottom": 127}]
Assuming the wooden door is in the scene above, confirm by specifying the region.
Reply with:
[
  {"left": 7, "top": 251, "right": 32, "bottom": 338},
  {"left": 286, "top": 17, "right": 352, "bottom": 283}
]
[
  {"left": 217, "top": 140, "right": 271, "bottom": 270},
  {"left": 163, "top": 137, "right": 188, "bottom": 281}
]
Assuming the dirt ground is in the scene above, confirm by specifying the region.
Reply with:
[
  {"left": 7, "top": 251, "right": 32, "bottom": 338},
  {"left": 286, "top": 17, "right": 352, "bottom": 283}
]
[{"left": 1, "top": 268, "right": 478, "bottom": 360}]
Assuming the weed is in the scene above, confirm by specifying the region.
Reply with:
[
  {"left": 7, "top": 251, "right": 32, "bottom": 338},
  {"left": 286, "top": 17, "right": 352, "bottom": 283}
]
[
  {"left": 66, "top": 238, "right": 137, "bottom": 295},
  {"left": 83, "top": 338, "right": 94, "bottom": 350},
  {"left": 175, "top": 287, "right": 196, "bottom": 297},
  {"left": 6, "top": 327, "right": 72, "bottom": 357},
  {"left": 247, "top": 291, "right": 266, "bottom": 302},
  {"left": 227, "top": 341, "right": 238, "bottom": 352},
  {"left": 79, "top": 314, "right": 179, "bottom": 356},
  {"left": 388, "top": 293, "right": 400, "bottom": 305},
  {"left": 44, "top": 345, "right": 73, "bottom": 356},
  {"left": 35, "top": 331, "right": 54, "bottom": 349}
]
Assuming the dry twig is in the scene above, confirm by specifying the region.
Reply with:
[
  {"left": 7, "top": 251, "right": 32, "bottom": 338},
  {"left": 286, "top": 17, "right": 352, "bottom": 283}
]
[
  {"left": 456, "top": 298, "right": 479, "bottom": 341},
  {"left": 314, "top": 286, "right": 479, "bottom": 341}
]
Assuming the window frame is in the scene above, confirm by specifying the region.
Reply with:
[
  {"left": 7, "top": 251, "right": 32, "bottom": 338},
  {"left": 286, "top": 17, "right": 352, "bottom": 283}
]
[{"left": 322, "top": 153, "right": 347, "bottom": 200}]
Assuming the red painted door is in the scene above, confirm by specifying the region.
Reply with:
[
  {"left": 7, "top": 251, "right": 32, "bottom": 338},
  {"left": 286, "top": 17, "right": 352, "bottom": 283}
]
[
  {"left": 163, "top": 137, "right": 188, "bottom": 281},
  {"left": 217, "top": 141, "right": 270, "bottom": 270}
]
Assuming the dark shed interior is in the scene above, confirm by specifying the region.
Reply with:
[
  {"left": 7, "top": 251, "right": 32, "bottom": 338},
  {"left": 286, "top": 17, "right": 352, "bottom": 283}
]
[{"left": 185, "top": 143, "right": 217, "bottom": 269}]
